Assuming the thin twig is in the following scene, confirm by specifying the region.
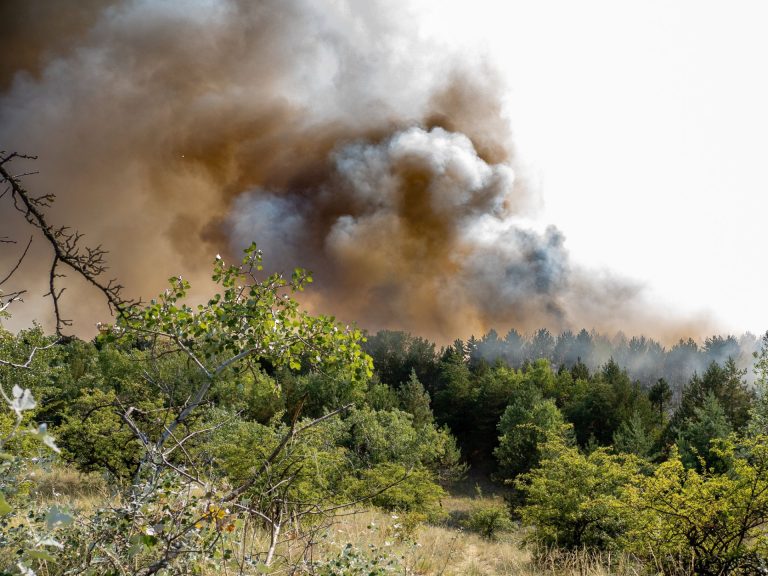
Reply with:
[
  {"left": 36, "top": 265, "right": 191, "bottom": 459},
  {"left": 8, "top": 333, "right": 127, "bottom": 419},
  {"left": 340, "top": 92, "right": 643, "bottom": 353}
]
[{"left": 0, "top": 235, "right": 32, "bottom": 286}]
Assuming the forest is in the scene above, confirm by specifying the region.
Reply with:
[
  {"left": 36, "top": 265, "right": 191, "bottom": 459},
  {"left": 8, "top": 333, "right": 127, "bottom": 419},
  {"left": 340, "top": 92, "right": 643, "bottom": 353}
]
[{"left": 3, "top": 150, "right": 768, "bottom": 576}]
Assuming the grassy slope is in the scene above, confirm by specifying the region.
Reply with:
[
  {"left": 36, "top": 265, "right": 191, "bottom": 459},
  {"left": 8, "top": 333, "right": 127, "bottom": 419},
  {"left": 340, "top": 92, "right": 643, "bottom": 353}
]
[{"left": 25, "top": 465, "right": 643, "bottom": 576}]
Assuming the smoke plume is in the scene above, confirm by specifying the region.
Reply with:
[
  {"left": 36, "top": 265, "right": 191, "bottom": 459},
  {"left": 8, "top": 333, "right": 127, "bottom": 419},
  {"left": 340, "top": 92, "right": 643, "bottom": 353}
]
[{"left": 0, "top": 0, "right": 712, "bottom": 342}]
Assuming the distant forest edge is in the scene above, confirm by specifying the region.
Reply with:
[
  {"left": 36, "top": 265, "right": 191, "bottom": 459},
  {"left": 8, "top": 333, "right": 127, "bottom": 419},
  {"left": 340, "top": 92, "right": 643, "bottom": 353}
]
[
  {"left": 363, "top": 328, "right": 760, "bottom": 390},
  {"left": 361, "top": 329, "right": 761, "bottom": 464}
]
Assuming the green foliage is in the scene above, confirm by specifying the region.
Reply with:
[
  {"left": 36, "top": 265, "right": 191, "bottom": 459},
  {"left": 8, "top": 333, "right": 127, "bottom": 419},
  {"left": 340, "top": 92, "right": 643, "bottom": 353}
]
[
  {"left": 612, "top": 411, "right": 657, "bottom": 459},
  {"left": 676, "top": 392, "right": 732, "bottom": 471},
  {"left": 748, "top": 331, "right": 768, "bottom": 437},
  {"left": 516, "top": 436, "right": 640, "bottom": 550},
  {"left": 363, "top": 331, "right": 438, "bottom": 391},
  {"left": 364, "top": 375, "right": 399, "bottom": 411},
  {"left": 494, "top": 397, "right": 565, "bottom": 479},
  {"left": 433, "top": 349, "right": 474, "bottom": 438},
  {"left": 563, "top": 359, "right": 654, "bottom": 447},
  {"left": 343, "top": 407, "right": 464, "bottom": 482},
  {"left": 0, "top": 326, "right": 64, "bottom": 416},
  {"left": 524, "top": 358, "right": 557, "bottom": 398},
  {"left": 114, "top": 244, "right": 373, "bottom": 385},
  {"left": 202, "top": 404, "right": 462, "bottom": 522},
  {"left": 626, "top": 436, "right": 768, "bottom": 575},
  {"left": 670, "top": 358, "right": 754, "bottom": 440},
  {"left": 345, "top": 408, "right": 423, "bottom": 467},
  {"left": 56, "top": 388, "right": 161, "bottom": 479},
  {"left": 397, "top": 369, "right": 434, "bottom": 428},
  {"left": 210, "top": 366, "right": 284, "bottom": 423},
  {"left": 648, "top": 377, "right": 672, "bottom": 422},
  {"left": 282, "top": 370, "right": 366, "bottom": 419},
  {"left": 462, "top": 503, "right": 515, "bottom": 540},
  {"left": 349, "top": 463, "right": 446, "bottom": 522},
  {"left": 204, "top": 412, "right": 348, "bottom": 510},
  {"left": 471, "top": 366, "right": 531, "bottom": 455}
]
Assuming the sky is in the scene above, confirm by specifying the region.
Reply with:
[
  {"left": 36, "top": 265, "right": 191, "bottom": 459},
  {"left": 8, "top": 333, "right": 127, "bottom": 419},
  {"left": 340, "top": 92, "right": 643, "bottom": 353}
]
[
  {"left": 419, "top": 0, "right": 768, "bottom": 336},
  {"left": 1, "top": 0, "right": 766, "bottom": 342}
]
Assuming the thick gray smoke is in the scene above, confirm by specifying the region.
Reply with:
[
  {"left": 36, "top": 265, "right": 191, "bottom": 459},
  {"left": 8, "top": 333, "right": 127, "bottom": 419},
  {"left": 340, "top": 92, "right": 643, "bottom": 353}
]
[{"left": 0, "top": 0, "right": 713, "bottom": 342}]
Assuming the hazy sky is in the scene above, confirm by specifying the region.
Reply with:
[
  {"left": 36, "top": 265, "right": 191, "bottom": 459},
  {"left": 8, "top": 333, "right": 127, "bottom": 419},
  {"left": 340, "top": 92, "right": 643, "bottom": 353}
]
[{"left": 419, "top": 0, "right": 768, "bottom": 336}]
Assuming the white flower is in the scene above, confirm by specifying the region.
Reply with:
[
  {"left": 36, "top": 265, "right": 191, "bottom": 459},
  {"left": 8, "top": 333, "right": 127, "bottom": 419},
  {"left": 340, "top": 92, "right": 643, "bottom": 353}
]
[{"left": 10, "top": 385, "right": 36, "bottom": 416}]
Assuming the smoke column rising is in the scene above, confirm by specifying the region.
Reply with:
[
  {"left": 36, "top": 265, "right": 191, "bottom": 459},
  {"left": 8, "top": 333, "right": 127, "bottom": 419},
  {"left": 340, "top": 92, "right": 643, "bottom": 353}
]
[{"left": 0, "top": 0, "right": 712, "bottom": 342}]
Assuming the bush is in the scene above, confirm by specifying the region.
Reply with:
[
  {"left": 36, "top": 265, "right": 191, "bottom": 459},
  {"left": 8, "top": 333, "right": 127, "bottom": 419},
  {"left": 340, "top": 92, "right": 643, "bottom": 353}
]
[
  {"left": 462, "top": 503, "right": 514, "bottom": 540},
  {"left": 516, "top": 436, "right": 640, "bottom": 550},
  {"left": 494, "top": 397, "right": 565, "bottom": 479},
  {"left": 350, "top": 463, "right": 446, "bottom": 522},
  {"left": 56, "top": 388, "right": 157, "bottom": 479},
  {"left": 626, "top": 436, "right": 768, "bottom": 575}
]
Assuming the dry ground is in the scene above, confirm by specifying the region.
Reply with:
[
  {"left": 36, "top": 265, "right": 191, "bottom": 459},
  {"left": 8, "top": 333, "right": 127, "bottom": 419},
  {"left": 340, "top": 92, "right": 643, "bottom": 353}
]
[{"left": 26, "top": 465, "right": 645, "bottom": 576}]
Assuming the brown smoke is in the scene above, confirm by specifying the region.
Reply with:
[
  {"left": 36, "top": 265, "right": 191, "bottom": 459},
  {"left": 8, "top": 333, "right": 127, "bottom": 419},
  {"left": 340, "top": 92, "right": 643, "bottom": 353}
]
[
  {"left": 0, "top": 0, "right": 714, "bottom": 343},
  {"left": 0, "top": 0, "right": 121, "bottom": 91}
]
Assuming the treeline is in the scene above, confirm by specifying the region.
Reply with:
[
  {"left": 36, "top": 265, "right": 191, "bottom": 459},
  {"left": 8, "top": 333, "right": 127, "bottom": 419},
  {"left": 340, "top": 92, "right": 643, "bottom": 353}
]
[
  {"left": 371, "top": 327, "right": 760, "bottom": 389},
  {"left": 363, "top": 329, "right": 757, "bottom": 466}
]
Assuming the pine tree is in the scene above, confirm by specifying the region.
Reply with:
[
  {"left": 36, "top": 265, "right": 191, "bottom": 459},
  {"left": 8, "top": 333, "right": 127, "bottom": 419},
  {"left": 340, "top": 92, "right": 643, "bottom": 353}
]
[{"left": 398, "top": 369, "right": 434, "bottom": 428}]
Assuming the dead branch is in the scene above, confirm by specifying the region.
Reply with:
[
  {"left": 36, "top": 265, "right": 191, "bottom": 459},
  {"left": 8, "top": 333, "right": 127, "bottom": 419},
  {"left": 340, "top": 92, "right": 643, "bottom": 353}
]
[
  {"left": 0, "top": 152, "right": 139, "bottom": 336},
  {"left": 0, "top": 235, "right": 31, "bottom": 287}
]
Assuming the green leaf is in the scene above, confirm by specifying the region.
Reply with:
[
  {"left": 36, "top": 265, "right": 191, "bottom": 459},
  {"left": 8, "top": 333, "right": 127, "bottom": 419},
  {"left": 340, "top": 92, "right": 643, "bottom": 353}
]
[
  {"left": 26, "top": 550, "right": 57, "bottom": 562},
  {"left": 0, "top": 491, "right": 12, "bottom": 516}
]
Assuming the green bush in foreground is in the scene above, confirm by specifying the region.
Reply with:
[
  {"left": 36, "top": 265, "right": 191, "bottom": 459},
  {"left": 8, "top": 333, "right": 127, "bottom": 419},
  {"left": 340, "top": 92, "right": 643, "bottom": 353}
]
[
  {"left": 350, "top": 463, "right": 446, "bottom": 522},
  {"left": 626, "top": 436, "right": 768, "bottom": 575},
  {"left": 516, "top": 435, "right": 640, "bottom": 551}
]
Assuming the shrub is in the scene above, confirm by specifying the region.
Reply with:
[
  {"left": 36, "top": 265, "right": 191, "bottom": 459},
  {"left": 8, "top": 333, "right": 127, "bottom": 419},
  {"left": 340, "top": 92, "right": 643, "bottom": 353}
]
[
  {"left": 462, "top": 504, "right": 514, "bottom": 540},
  {"left": 626, "top": 436, "right": 768, "bottom": 575},
  {"left": 313, "top": 543, "right": 402, "bottom": 575},
  {"left": 350, "top": 463, "right": 446, "bottom": 522},
  {"left": 516, "top": 436, "right": 640, "bottom": 550},
  {"left": 494, "top": 397, "right": 565, "bottom": 479}
]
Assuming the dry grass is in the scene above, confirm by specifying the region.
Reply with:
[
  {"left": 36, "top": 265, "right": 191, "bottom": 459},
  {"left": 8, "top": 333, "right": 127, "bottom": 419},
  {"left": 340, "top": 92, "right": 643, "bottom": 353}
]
[
  {"left": 29, "top": 464, "right": 112, "bottom": 510},
  {"left": 19, "top": 465, "right": 646, "bottom": 575},
  {"left": 309, "top": 505, "right": 643, "bottom": 575},
  {"left": 303, "top": 478, "right": 645, "bottom": 576}
]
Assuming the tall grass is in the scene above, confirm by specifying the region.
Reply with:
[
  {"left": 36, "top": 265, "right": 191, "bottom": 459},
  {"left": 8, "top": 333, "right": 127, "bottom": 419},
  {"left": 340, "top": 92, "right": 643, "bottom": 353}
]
[{"left": 22, "top": 465, "right": 647, "bottom": 575}]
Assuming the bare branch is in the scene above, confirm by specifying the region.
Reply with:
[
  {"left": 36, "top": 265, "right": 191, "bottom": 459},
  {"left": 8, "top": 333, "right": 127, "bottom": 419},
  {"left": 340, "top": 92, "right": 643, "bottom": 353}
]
[
  {"left": 0, "top": 341, "right": 58, "bottom": 369},
  {"left": 0, "top": 289, "right": 26, "bottom": 314},
  {"left": 0, "top": 153, "right": 139, "bottom": 336},
  {"left": 0, "top": 235, "right": 32, "bottom": 287}
]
